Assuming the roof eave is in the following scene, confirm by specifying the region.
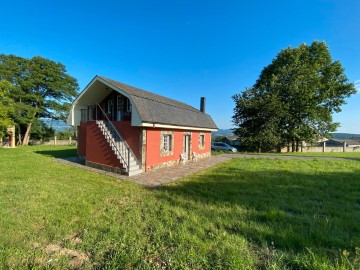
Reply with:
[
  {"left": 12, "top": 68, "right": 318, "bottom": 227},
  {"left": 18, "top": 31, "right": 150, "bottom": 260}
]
[{"left": 139, "top": 122, "right": 218, "bottom": 132}]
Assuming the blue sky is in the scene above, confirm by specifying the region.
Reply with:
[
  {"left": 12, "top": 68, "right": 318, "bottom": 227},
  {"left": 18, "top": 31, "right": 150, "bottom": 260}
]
[{"left": 1, "top": 0, "right": 359, "bottom": 132}]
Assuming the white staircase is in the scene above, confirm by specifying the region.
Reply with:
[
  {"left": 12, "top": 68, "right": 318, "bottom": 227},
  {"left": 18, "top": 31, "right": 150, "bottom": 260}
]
[{"left": 96, "top": 120, "right": 142, "bottom": 176}]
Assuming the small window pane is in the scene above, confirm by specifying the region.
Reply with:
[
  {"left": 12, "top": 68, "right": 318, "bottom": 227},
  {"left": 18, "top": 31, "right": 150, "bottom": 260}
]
[
  {"left": 163, "top": 135, "right": 172, "bottom": 151},
  {"left": 107, "top": 100, "right": 113, "bottom": 113},
  {"left": 199, "top": 134, "right": 205, "bottom": 147}
]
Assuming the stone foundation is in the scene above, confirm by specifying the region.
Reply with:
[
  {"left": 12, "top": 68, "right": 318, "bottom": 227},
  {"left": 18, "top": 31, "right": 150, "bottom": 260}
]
[
  {"left": 86, "top": 160, "right": 124, "bottom": 174},
  {"left": 146, "top": 151, "right": 211, "bottom": 171},
  {"left": 195, "top": 152, "right": 211, "bottom": 159}
]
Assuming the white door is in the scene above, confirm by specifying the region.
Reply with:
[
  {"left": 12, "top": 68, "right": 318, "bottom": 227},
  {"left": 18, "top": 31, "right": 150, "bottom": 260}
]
[{"left": 184, "top": 135, "right": 191, "bottom": 159}]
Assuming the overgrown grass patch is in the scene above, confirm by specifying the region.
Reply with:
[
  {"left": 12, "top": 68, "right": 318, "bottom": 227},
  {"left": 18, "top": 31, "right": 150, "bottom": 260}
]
[{"left": 0, "top": 145, "right": 359, "bottom": 269}]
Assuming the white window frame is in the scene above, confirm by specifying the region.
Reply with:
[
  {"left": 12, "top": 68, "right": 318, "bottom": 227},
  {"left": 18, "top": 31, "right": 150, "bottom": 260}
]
[
  {"left": 160, "top": 131, "right": 174, "bottom": 156},
  {"left": 163, "top": 134, "right": 172, "bottom": 152},
  {"left": 107, "top": 99, "right": 113, "bottom": 114},
  {"left": 126, "top": 98, "right": 132, "bottom": 112},
  {"left": 199, "top": 133, "right": 205, "bottom": 149}
]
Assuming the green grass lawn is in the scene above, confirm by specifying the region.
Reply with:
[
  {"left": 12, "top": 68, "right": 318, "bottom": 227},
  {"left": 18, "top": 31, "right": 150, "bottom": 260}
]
[
  {"left": 0, "top": 146, "right": 359, "bottom": 269},
  {"left": 279, "top": 151, "right": 360, "bottom": 160}
]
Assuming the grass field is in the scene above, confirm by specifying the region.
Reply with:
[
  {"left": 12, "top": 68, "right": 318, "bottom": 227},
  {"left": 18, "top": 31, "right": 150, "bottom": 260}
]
[
  {"left": 279, "top": 151, "right": 360, "bottom": 160},
  {"left": 0, "top": 146, "right": 359, "bottom": 269},
  {"left": 213, "top": 150, "right": 360, "bottom": 160}
]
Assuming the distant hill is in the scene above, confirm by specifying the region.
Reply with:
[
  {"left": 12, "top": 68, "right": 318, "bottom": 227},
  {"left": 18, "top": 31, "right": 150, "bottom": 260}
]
[
  {"left": 212, "top": 129, "right": 360, "bottom": 139},
  {"left": 212, "top": 129, "right": 234, "bottom": 137},
  {"left": 41, "top": 118, "right": 72, "bottom": 132},
  {"left": 330, "top": 133, "right": 360, "bottom": 139},
  {"left": 38, "top": 121, "right": 360, "bottom": 139}
]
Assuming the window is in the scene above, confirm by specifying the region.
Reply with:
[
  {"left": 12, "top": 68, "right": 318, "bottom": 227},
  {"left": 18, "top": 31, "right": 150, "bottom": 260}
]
[
  {"left": 107, "top": 100, "right": 113, "bottom": 114},
  {"left": 126, "top": 98, "right": 132, "bottom": 112},
  {"left": 199, "top": 133, "right": 205, "bottom": 149},
  {"left": 163, "top": 134, "right": 172, "bottom": 152},
  {"left": 80, "top": 109, "right": 87, "bottom": 122},
  {"left": 160, "top": 131, "right": 174, "bottom": 156}
]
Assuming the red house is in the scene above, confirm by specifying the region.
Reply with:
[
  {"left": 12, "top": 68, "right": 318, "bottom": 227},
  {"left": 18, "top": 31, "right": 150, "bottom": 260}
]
[{"left": 67, "top": 76, "right": 218, "bottom": 176}]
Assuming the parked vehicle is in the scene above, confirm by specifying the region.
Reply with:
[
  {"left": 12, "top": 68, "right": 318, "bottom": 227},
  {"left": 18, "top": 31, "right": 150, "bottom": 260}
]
[{"left": 211, "top": 142, "right": 237, "bottom": 152}]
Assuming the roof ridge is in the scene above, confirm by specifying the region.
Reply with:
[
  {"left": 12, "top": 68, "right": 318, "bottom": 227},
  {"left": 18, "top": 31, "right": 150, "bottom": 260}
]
[{"left": 98, "top": 76, "right": 203, "bottom": 114}]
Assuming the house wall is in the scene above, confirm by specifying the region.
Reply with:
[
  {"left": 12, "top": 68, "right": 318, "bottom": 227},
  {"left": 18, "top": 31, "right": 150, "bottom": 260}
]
[
  {"left": 112, "top": 121, "right": 141, "bottom": 159},
  {"left": 145, "top": 128, "right": 211, "bottom": 171},
  {"left": 192, "top": 131, "right": 211, "bottom": 154},
  {"left": 78, "top": 122, "right": 213, "bottom": 173},
  {"left": 77, "top": 120, "right": 141, "bottom": 170},
  {"left": 85, "top": 121, "right": 122, "bottom": 168},
  {"left": 78, "top": 123, "right": 87, "bottom": 157}
]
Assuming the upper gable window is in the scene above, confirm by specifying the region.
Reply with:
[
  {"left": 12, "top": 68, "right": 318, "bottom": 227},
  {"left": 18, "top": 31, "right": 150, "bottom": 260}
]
[
  {"left": 126, "top": 98, "right": 132, "bottom": 112},
  {"left": 107, "top": 99, "right": 113, "bottom": 114}
]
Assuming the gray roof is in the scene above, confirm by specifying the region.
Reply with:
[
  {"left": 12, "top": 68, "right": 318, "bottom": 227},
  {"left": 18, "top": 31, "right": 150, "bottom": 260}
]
[{"left": 99, "top": 76, "right": 218, "bottom": 130}]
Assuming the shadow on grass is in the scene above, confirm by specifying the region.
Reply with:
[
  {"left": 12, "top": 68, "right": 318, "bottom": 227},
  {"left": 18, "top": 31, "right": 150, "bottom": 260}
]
[
  {"left": 34, "top": 148, "right": 78, "bottom": 159},
  {"left": 154, "top": 162, "right": 360, "bottom": 253}
]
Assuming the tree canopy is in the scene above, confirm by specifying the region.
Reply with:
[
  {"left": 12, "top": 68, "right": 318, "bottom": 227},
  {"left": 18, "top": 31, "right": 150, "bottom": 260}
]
[
  {"left": 0, "top": 80, "right": 15, "bottom": 137},
  {"left": 0, "top": 54, "right": 79, "bottom": 145},
  {"left": 232, "top": 41, "right": 356, "bottom": 152}
]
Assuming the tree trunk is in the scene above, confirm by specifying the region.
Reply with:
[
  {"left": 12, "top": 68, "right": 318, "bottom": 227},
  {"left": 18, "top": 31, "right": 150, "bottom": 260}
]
[
  {"left": 17, "top": 125, "right": 22, "bottom": 146},
  {"left": 257, "top": 145, "right": 261, "bottom": 153},
  {"left": 296, "top": 139, "right": 299, "bottom": 152},
  {"left": 22, "top": 107, "right": 37, "bottom": 146},
  {"left": 22, "top": 122, "right": 32, "bottom": 146},
  {"left": 291, "top": 140, "right": 295, "bottom": 152}
]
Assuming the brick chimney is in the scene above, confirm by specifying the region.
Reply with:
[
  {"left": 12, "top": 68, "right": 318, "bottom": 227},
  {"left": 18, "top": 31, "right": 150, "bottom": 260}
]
[{"left": 200, "top": 97, "right": 206, "bottom": 113}]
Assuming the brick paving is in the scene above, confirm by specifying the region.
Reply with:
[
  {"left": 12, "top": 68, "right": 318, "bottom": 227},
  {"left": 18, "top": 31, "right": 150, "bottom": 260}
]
[
  {"left": 130, "top": 155, "right": 232, "bottom": 186},
  {"left": 57, "top": 154, "right": 357, "bottom": 187},
  {"left": 57, "top": 155, "right": 233, "bottom": 187}
]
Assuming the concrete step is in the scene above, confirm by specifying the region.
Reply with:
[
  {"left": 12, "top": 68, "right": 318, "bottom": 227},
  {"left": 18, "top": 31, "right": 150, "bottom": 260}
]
[
  {"left": 127, "top": 168, "right": 143, "bottom": 176},
  {"left": 116, "top": 156, "right": 139, "bottom": 167}
]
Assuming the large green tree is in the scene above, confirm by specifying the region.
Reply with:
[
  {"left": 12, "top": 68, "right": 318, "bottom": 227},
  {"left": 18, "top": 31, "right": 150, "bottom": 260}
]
[
  {"left": 232, "top": 41, "right": 356, "bottom": 152},
  {"left": 0, "top": 54, "right": 79, "bottom": 145},
  {"left": 0, "top": 80, "right": 15, "bottom": 137}
]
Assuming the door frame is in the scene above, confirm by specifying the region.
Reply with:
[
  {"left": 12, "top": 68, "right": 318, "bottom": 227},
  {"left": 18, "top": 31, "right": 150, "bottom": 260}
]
[{"left": 183, "top": 132, "right": 192, "bottom": 159}]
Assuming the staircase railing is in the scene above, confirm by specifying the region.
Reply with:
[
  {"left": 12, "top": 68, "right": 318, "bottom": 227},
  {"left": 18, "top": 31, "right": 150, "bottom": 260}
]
[{"left": 96, "top": 104, "right": 140, "bottom": 172}]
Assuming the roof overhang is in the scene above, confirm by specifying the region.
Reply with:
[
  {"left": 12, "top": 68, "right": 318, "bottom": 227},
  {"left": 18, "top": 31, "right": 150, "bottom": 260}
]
[
  {"left": 68, "top": 75, "right": 218, "bottom": 131},
  {"left": 67, "top": 76, "right": 142, "bottom": 126},
  {"left": 139, "top": 122, "right": 217, "bottom": 132}
]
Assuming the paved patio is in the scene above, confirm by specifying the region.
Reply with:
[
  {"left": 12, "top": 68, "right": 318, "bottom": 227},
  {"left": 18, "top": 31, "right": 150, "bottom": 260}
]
[
  {"left": 57, "top": 155, "right": 233, "bottom": 187},
  {"left": 57, "top": 154, "right": 357, "bottom": 187},
  {"left": 130, "top": 155, "right": 232, "bottom": 186}
]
